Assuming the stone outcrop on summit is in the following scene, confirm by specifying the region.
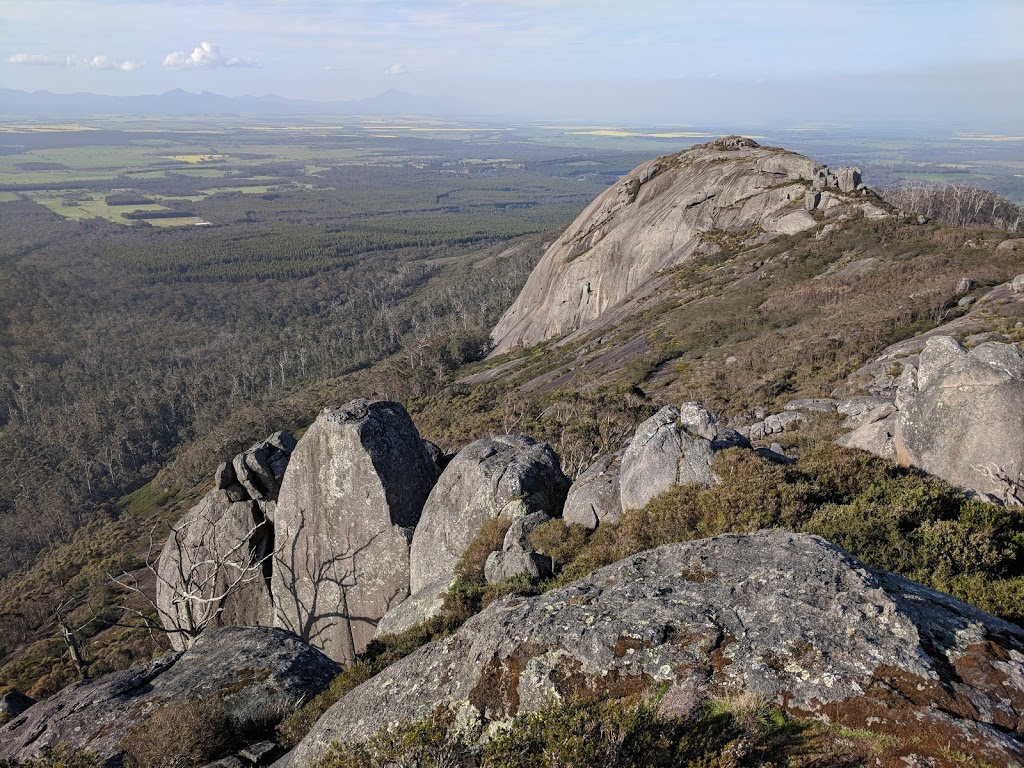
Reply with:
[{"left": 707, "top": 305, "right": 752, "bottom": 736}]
[
  {"left": 272, "top": 399, "right": 439, "bottom": 663},
  {"left": 490, "top": 136, "right": 875, "bottom": 354},
  {"left": 283, "top": 531, "right": 1024, "bottom": 767}
]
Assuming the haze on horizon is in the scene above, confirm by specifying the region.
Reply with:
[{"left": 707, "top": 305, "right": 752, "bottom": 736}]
[{"left": 2, "top": 0, "right": 1023, "bottom": 131}]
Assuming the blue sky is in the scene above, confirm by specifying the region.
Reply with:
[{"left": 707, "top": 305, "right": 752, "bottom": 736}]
[{"left": 2, "top": 0, "right": 1022, "bottom": 127}]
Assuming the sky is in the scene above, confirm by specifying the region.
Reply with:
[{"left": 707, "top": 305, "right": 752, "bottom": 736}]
[{"left": 2, "top": 0, "right": 1023, "bottom": 128}]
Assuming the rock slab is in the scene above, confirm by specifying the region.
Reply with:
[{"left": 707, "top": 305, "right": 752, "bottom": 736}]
[
  {"left": 896, "top": 337, "right": 1024, "bottom": 505},
  {"left": 285, "top": 531, "right": 1024, "bottom": 767},
  {"left": 0, "top": 627, "right": 340, "bottom": 766}
]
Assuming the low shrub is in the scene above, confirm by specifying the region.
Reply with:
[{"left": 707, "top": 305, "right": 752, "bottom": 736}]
[
  {"left": 314, "top": 694, "right": 832, "bottom": 768},
  {"left": 120, "top": 697, "right": 235, "bottom": 768},
  {"left": 531, "top": 445, "right": 1024, "bottom": 625},
  {"left": 0, "top": 745, "right": 103, "bottom": 768}
]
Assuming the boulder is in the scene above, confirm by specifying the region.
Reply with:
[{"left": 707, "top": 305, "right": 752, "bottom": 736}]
[
  {"left": 483, "top": 511, "right": 554, "bottom": 583},
  {"left": 836, "top": 166, "right": 861, "bottom": 193},
  {"left": 273, "top": 399, "right": 439, "bottom": 663},
  {"left": 0, "top": 627, "right": 340, "bottom": 766},
  {"left": 1014, "top": 274, "right": 1024, "bottom": 294},
  {"left": 374, "top": 575, "right": 455, "bottom": 639},
  {"left": 156, "top": 492, "right": 274, "bottom": 651},
  {"left": 221, "top": 431, "right": 296, "bottom": 505},
  {"left": 155, "top": 429, "right": 299, "bottom": 649},
  {"left": 484, "top": 550, "right": 551, "bottom": 583},
  {"left": 562, "top": 452, "right": 623, "bottom": 529},
  {"left": 996, "top": 240, "right": 1022, "bottom": 251},
  {"left": 408, "top": 435, "right": 570, "bottom": 594},
  {"left": 285, "top": 532, "right": 1024, "bottom": 767},
  {"left": 619, "top": 405, "right": 750, "bottom": 511},
  {"left": 896, "top": 338, "right": 1024, "bottom": 505},
  {"left": 837, "top": 415, "right": 897, "bottom": 460}
]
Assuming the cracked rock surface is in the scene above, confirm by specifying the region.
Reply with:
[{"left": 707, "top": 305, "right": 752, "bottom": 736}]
[{"left": 285, "top": 531, "right": 1024, "bottom": 767}]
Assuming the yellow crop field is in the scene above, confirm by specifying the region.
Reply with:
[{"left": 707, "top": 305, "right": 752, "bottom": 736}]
[
  {"left": 0, "top": 123, "right": 100, "bottom": 133},
  {"left": 162, "top": 154, "right": 227, "bottom": 163}
]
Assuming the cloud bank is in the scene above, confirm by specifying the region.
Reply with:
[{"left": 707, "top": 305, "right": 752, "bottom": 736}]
[
  {"left": 384, "top": 63, "right": 406, "bottom": 76},
  {"left": 9, "top": 53, "right": 140, "bottom": 70},
  {"left": 163, "top": 42, "right": 257, "bottom": 69}
]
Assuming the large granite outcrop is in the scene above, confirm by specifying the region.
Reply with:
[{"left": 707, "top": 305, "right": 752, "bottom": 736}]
[
  {"left": 272, "top": 399, "right": 439, "bottom": 664},
  {"left": 156, "top": 431, "right": 295, "bottom": 650},
  {"left": 0, "top": 627, "right": 340, "bottom": 766},
  {"left": 491, "top": 137, "right": 877, "bottom": 354},
  {"left": 282, "top": 531, "right": 1024, "bottom": 767},
  {"left": 408, "top": 435, "right": 570, "bottom": 594}
]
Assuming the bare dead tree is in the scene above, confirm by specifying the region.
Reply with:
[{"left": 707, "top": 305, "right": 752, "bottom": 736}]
[
  {"left": 882, "top": 181, "right": 1023, "bottom": 232},
  {"left": 110, "top": 506, "right": 277, "bottom": 650}
]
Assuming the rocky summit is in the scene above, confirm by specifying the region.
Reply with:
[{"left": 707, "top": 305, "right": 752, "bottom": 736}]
[
  {"left": 490, "top": 136, "right": 877, "bottom": 354},
  {"left": 284, "top": 531, "right": 1024, "bottom": 767}
]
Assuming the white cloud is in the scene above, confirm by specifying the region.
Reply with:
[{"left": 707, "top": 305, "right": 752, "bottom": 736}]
[
  {"left": 384, "top": 62, "right": 406, "bottom": 75},
  {"left": 163, "top": 42, "right": 258, "bottom": 69},
  {"left": 9, "top": 52, "right": 139, "bottom": 70},
  {"left": 8, "top": 53, "right": 60, "bottom": 66}
]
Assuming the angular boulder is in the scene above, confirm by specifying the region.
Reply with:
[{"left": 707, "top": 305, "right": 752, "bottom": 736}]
[
  {"left": 285, "top": 532, "right": 1024, "bottom": 767},
  {"left": 619, "top": 404, "right": 750, "bottom": 511},
  {"left": 408, "top": 435, "right": 570, "bottom": 594},
  {"left": 562, "top": 452, "right": 623, "bottom": 529},
  {"left": 0, "top": 627, "right": 340, "bottom": 766},
  {"left": 273, "top": 399, "right": 439, "bottom": 663},
  {"left": 896, "top": 338, "right": 1024, "bottom": 505}
]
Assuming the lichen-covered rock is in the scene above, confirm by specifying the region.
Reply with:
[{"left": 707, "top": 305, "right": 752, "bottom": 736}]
[
  {"left": 0, "top": 627, "right": 340, "bottom": 766},
  {"left": 284, "top": 532, "right": 1024, "bottom": 767},
  {"left": 490, "top": 137, "right": 867, "bottom": 354},
  {"left": 273, "top": 399, "right": 439, "bottom": 663},
  {"left": 896, "top": 338, "right": 1024, "bottom": 505},
  {"left": 156, "top": 492, "right": 275, "bottom": 651},
  {"left": 562, "top": 452, "right": 623, "bottom": 529},
  {"left": 408, "top": 436, "right": 569, "bottom": 594}
]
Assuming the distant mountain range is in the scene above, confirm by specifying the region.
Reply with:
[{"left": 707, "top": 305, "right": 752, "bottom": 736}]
[{"left": 0, "top": 88, "right": 433, "bottom": 117}]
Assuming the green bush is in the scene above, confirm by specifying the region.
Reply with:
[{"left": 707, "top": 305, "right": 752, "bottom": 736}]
[{"left": 536, "top": 445, "right": 1024, "bottom": 626}]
